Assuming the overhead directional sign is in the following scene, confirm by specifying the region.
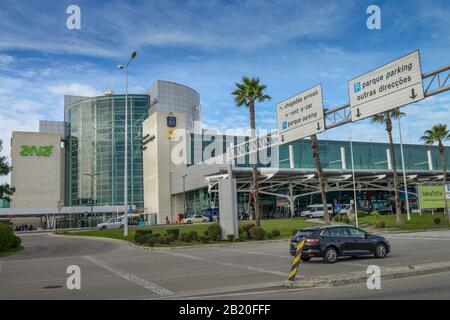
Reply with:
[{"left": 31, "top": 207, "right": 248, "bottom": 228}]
[
  {"left": 349, "top": 50, "right": 424, "bottom": 121},
  {"left": 277, "top": 84, "right": 325, "bottom": 145}
]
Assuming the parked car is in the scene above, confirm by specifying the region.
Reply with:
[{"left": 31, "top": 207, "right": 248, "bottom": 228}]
[
  {"left": 377, "top": 207, "right": 393, "bottom": 215},
  {"left": 300, "top": 204, "right": 333, "bottom": 219},
  {"left": 200, "top": 208, "right": 219, "bottom": 222},
  {"left": 290, "top": 225, "right": 390, "bottom": 263},
  {"left": 338, "top": 204, "right": 352, "bottom": 215},
  {"left": 181, "top": 214, "right": 209, "bottom": 224},
  {"left": 97, "top": 218, "right": 123, "bottom": 230}
]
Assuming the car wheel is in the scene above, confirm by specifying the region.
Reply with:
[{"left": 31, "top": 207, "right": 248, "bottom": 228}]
[
  {"left": 307, "top": 214, "right": 313, "bottom": 219},
  {"left": 375, "top": 243, "right": 387, "bottom": 259},
  {"left": 301, "top": 256, "right": 311, "bottom": 262},
  {"left": 323, "top": 247, "right": 338, "bottom": 264},
  {"left": 188, "top": 220, "right": 192, "bottom": 224}
]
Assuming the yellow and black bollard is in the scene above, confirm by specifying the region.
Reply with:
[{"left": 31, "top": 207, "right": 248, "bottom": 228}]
[{"left": 288, "top": 239, "right": 305, "bottom": 281}]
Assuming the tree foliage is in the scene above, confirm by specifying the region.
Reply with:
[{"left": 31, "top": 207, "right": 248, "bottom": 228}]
[{"left": 0, "top": 139, "right": 15, "bottom": 201}]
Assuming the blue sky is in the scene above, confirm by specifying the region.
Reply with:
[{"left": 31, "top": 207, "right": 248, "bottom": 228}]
[{"left": 0, "top": 0, "right": 449, "bottom": 183}]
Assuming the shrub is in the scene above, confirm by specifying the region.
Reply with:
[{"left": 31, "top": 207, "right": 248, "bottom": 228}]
[
  {"left": 434, "top": 218, "right": 441, "bottom": 225},
  {"left": 243, "top": 231, "right": 250, "bottom": 240},
  {"left": 243, "top": 223, "right": 255, "bottom": 233},
  {"left": 180, "top": 233, "right": 188, "bottom": 241},
  {"left": 207, "top": 223, "right": 222, "bottom": 241},
  {"left": 134, "top": 229, "right": 153, "bottom": 244},
  {"left": 333, "top": 216, "right": 340, "bottom": 222},
  {"left": 156, "top": 236, "right": 170, "bottom": 245},
  {"left": 227, "top": 234, "right": 235, "bottom": 242},
  {"left": 189, "top": 231, "right": 199, "bottom": 242},
  {"left": 145, "top": 236, "right": 156, "bottom": 247},
  {"left": 357, "top": 210, "right": 366, "bottom": 218},
  {"left": 199, "top": 236, "right": 211, "bottom": 243},
  {"left": 134, "top": 235, "right": 146, "bottom": 245},
  {"left": 370, "top": 211, "right": 381, "bottom": 219},
  {"left": 0, "top": 224, "right": 15, "bottom": 251},
  {"left": 167, "top": 233, "right": 177, "bottom": 242},
  {"left": 249, "top": 227, "right": 267, "bottom": 240},
  {"left": 238, "top": 226, "right": 244, "bottom": 235},
  {"left": 166, "top": 229, "right": 180, "bottom": 240},
  {"left": 267, "top": 233, "right": 273, "bottom": 240},
  {"left": 376, "top": 221, "right": 386, "bottom": 229},
  {"left": 183, "top": 233, "right": 193, "bottom": 243},
  {"left": 203, "top": 230, "right": 209, "bottom": 236},
  {"left": 135, "top": 229, "right": 153, "bottom": 237},
  {"left": 10, "top": 236, "right": 21, "bottom": 249},
  {"left": 239, "top": 234, "right": 245, "bottom": 242},
  {"left": 341, "top": 217, "right": 350, "bottom": 224},
  {"left": 271, "top": 229, "right": 281, "bottom": 237}
]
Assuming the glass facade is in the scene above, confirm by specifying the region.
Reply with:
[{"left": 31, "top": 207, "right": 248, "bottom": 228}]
[
  {"left": 184, "top": 134, "right": 450, "bottom": 216},
  {"left": 65, "top": 95, "right": 150, "bottom": 208},
  {"left": 278, "top": 139, "right": 450, "bottom": 171},
  {"left": 188, "top": 132, "right": 450, "bottom": 171}
]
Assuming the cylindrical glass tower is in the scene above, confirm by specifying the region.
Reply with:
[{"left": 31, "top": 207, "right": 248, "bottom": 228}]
[{"left": 64, "top": 94, "right": 150, "bottom": 208}]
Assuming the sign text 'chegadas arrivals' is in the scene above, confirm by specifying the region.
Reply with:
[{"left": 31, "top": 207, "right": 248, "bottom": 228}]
[{"left": 349, "top": 50, "right": 424, "bottom": 121}]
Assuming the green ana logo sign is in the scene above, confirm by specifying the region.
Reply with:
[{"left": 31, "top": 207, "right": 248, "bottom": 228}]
[{"left": 20, "top": 145, "right": 53, "bottom": 157}]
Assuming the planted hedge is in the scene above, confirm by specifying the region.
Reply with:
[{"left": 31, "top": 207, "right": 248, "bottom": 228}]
[{"left": 0, "top": 225, "right": 21, "bottom": 252}]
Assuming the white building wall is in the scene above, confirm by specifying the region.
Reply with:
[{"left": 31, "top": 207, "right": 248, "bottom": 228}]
[
  {"left": 146, "top": 80, "right": 201, "bottom": 132},
  {"left": 10, "top": 132, "right": 64, "bottom": 208},
  {"left": 142, "top": 112, "right": 187, "bottom": 224}
]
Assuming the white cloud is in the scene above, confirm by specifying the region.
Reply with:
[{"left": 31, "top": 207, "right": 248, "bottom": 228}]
[
  {"left": 45, "top": 83, "right": 99, "bottom": 97},
  {"left": 0, "top": 1, "right": 351, "bottom": 57},
  {"left": 0, "top": 54, "right": 14, "bottom": 66}
]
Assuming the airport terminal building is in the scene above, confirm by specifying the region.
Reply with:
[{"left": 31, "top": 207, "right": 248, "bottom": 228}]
[{"left": 5, "top": 80, "right": 450, "bottom": 227}]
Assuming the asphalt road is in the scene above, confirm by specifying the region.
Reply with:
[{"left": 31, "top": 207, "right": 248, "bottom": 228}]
[{"left": 1, "top": 229, "right": 450, "bottom": 300}]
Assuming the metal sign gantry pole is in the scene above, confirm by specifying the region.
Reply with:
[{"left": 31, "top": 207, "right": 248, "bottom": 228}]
[{"left": 229, "top": 64, "right": 449, "bottom": 160}]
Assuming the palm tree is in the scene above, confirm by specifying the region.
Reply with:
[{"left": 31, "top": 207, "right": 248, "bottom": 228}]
[
  {"left": 421, "top": 124, "right": 450, "bottom": 222},
  {"left": 371, "top": 108, "right": 405, "bottom": 225},
  {"left": 310, "top": 134, "right": 330, "bottom": 225},
  {"left": 231, "top": 77, "right": 271, "bottom": 228}
]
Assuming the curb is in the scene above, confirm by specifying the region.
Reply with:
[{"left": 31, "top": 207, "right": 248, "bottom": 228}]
[
  {"left": 130, "top": 238, "right": 290, "bottom": 251},
  {"left": 285, "top": 261, "right": 450, "bottom": 288},
  {"left": 52, "top": 232, "right": 290, "bottom": 251}
]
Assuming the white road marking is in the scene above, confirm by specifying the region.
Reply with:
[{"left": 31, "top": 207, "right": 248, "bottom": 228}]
[
  {"left": 219, "top": 247, "right": 292, "bottom": 259},
  {"left": 340, "top": 261, "right": 372, "bottom": 268},
  {"left": 163, "top": 251, "right": 288, "bottom": 277},
  {"left": 147, "top": 281, "right": 285, "bottom": 300},
  {"left": 83, "top": 256, "right": 174, "bottom": 296}
]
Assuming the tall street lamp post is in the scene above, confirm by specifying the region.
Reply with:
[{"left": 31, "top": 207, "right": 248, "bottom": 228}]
[
  {"left": 182, "top": 174, "right": 188, "bottom": 217},
  {"left": 118, "top": 51, "right": 137, "bottom": 237}
]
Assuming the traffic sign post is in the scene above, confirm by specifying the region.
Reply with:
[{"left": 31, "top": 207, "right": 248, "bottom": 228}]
[
  {"left": 349, "top": 50, "right": 424, "bottom": 121},
  {"left": 277, "top": 84, "right": 325, "bottom": 145}
]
